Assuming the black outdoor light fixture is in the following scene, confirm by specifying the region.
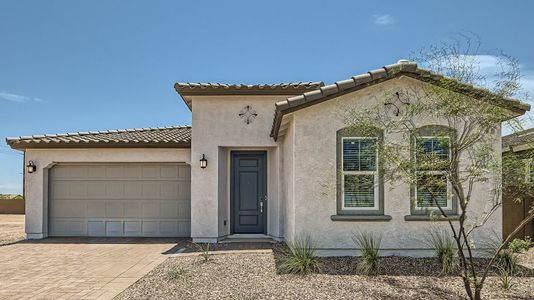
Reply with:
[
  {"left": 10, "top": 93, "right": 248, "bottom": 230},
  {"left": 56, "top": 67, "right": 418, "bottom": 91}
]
[
  {"left": 26, "top": 161, "right": 37, "bottom": 173},
  {"left": 200, "top": 154, "right": 208, "bottom": 169}
]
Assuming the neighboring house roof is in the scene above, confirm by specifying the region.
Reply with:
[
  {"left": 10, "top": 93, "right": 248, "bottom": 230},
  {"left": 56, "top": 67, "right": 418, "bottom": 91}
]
[
  {"left": 270, "top": 60, "right": 532, "bottom": 140},
  {"left": 175, "top": 82, "right": 324, "bottom": 110},
  {"left": 6, "top": 126, "right": 191, "bottom": 149},
  {"left": 502, "top": 128, "right": 534, "bottom": 153}
]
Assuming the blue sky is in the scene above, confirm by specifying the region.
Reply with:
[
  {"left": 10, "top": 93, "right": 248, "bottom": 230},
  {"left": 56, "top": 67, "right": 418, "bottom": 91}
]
[{"left": 1, "top": 1, "right": 533, "bottom": 194}]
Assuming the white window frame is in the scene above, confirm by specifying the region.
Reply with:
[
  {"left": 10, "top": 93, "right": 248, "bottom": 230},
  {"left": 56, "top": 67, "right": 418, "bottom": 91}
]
[
  {"left": 414, "top": 136, "right": 452, "bottom": 210},
  {"left": 341, "top": 137, "right": 379, "bottom": 210}
]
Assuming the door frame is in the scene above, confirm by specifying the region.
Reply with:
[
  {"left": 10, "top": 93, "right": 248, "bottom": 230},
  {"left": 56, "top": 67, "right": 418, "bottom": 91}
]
[{"left": 230, "top": 151, "right": 267, "bottom": 234}]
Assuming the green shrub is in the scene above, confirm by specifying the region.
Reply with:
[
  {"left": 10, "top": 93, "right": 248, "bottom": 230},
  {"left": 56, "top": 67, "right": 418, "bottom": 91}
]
[
  {"left": 352, "top": 231, "right": 381, "bottom": 275},
  {"left": 194, "top": 243, "right": 212, "bottom": 263},
  {"left": 497, "top": 265, "right": 515, "bottom": 291},
  {"left": 278, "top": 234, "right": 320, "bottom": 275},
  {"left": 167, "top": 267, "right": 188, "bottom": 280},
  {"left": 508, "top": 237, "right": 532, "bottom": 253},
  {"left": 425, "top": 227, "right": 457, "bottom": 274},
  {"left": 495, "top": 249, "right": 519, "bottom": 273}
]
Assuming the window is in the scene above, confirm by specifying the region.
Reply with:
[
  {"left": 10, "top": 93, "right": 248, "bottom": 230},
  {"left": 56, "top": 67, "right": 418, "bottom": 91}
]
[
  {"left": 342, "top": 137, "right": 378, "bottom": 210},
  {"left": 414, "top": 136, "right": 451, "bottom": 210}
]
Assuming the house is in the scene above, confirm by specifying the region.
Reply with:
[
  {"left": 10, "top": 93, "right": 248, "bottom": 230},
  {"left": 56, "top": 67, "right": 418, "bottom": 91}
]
[
  {"left": 6, "top": 60, "right": 531, "bottom": 256},
  {"left": 502, "top": 128, "right": 534, "bottom": 239}
]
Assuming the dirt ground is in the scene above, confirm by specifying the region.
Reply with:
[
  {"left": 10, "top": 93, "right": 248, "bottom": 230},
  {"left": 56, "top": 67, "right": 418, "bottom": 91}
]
[
  {"left": 116, "top": 248, "right": 534, "bottom": 300},
  {"left": 0, "top": 214, "right": 25, "bottom": 246}
]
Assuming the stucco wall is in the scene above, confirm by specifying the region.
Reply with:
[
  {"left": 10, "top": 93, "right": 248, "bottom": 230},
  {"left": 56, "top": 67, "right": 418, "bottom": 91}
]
[
  {"left": 290, "top": 76, "right": 503, "bottom": 255},
  {"left": 24, "top": 148, "right": 191, "bottom": 239},
  {"left": 190, "top": 95, "right": 290, "bottom": 242}
]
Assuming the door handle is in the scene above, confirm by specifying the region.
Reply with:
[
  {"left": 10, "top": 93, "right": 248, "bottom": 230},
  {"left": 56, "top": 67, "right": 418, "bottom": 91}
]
[{"left": 260, "top": 201, "right": 263, "bottom": 213}]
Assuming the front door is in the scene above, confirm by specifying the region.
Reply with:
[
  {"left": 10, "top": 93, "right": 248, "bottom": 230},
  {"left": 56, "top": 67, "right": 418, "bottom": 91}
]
[{"left": 231, "top": 151, "right": 267, "bottom": 234}]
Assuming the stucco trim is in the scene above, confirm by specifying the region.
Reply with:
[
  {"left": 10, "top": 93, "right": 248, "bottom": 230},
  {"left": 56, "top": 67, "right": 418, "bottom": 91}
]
[
  {"left": 404, "top": 215, "right": 460, "bottom": 221},
  {"left": 330, "top": 215, "right": 392, "bottom": 221}
]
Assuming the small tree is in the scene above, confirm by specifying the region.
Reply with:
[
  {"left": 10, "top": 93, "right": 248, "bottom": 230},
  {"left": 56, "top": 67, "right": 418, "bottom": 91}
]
[{"left": 345, "top": 36, "right": 533, "bottom": 300}]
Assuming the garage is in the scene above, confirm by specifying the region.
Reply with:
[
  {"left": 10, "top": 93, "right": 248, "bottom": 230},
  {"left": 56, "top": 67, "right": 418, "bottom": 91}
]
[{"left": 48, "top": 163, "right": 191, "bottom": 237}]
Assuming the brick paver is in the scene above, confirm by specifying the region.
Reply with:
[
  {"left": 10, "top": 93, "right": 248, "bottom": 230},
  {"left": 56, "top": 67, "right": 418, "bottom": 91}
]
[{"left": 0, "top": 237, "right": 184, "bottom": 300}]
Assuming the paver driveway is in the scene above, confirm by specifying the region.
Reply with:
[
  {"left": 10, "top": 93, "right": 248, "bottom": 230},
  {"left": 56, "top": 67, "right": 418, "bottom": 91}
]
[{"left": 0, "top": 237, "right": 185, "bottom": 300}]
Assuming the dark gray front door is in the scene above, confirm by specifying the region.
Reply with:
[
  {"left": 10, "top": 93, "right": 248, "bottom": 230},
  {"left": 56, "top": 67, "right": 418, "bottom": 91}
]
[{"left": 231, "top": 151, "right": 267, "bottom": 234}]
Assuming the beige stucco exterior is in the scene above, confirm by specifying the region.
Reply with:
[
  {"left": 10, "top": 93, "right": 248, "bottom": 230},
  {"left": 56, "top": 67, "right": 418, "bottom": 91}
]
[
  {"left": 285, "top": 76, "right": 502, "bottom": 256},
  {"left": 18, "top": 75, "right": 506, "bottom": 256}
]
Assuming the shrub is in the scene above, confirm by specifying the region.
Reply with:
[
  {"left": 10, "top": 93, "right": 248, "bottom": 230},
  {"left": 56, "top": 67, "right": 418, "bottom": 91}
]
[
  {"left": 278, "top": 234, "right": 321, "bottom": 275},
  {"left": 352, "top": 231, "right": 381, "bottom": 275},
  {"left": 495, "top": 249, "right": 519, "bottom": 274},
  {"left": 508, "top": 237, "right": 532, "bottom": 253},
  {"left": 425, "top": 227, "right": 457, "bottom": 274},
  {"left": 167, "top": 267, "right": 188, "bottom": 280},
  {"left": 497, "top": 265, "right": 515, "bottom": 291},
  {"left": 194, "top": 243, "right": 212, "bottom": 263}
]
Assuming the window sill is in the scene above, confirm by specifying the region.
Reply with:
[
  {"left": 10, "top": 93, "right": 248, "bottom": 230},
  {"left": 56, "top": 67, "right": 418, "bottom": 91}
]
[
  {"left": 404, "top": 215, "right": 460, "bottom": 221},
  {"left": 331, "top": 215, "right": 392, "bottom": 222}
]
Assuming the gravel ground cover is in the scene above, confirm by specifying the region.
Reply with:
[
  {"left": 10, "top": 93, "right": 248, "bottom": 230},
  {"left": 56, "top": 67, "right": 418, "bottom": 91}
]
[
  {"left": 0, "top": 214, "right": 25, "bottom": 246},
  {"left": 116, "top": 247, "right": 534, "bottom": 300}
]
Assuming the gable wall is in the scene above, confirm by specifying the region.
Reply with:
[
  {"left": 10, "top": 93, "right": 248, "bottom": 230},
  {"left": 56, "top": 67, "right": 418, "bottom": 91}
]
[{"left": 290, "top": 76, "right": 502, "bottom": 255}]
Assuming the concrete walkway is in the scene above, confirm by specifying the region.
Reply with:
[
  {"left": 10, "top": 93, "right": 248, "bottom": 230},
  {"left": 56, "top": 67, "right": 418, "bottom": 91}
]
[{"left": 0, "top": 237, "right": 185, "bottom": 300}]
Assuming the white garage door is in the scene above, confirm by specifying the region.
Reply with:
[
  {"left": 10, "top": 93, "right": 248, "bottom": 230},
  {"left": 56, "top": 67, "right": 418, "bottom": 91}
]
[{"left": 48, "top": 163, "right": 191, "bottom": 237}]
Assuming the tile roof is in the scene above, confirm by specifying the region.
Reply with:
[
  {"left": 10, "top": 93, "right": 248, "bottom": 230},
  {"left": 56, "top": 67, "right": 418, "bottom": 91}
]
[
  {"left": 502, "top": 128, "right": 534, "bottom": 152},
  {"left": 270, "top": 60, "right": 531, "bottom": 140},
  {"left": 175, "top": 82, "right": 324, "bottom": 110},
  {"left": 6, "top": 126, "right": 191, "bottom": 149}
]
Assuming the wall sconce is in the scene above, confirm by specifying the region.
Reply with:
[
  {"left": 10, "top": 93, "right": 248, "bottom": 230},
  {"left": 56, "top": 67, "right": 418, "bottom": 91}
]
[
  {"left": 200, "top": 154, "right": 208, "bottom": 169},
  {"left": 26, "top": 161, "right": 37, "bottom": 173}
]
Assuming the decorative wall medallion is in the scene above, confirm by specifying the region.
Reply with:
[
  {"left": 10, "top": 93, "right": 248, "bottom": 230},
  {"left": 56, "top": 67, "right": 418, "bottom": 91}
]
[
  {"left": 384, "top": 91, "right": 410, "bottom": 117},
  {"left": 238, "top": 105, "right": 258, "bottom": 124}
]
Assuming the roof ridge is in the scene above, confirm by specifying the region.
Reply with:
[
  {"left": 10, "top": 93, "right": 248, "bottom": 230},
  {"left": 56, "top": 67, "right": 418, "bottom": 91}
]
[{"left": 6, "top": 125, "right": 192, "bottom": 141}]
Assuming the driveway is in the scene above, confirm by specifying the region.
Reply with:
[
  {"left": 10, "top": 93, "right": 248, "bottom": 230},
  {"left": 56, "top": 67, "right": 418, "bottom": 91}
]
[{"left": 0, "top": 237, "right": 186, "bottom": 300}]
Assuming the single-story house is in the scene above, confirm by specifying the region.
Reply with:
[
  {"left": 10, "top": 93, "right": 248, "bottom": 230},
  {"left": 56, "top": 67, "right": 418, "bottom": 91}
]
[
  {"left": 502, "top": 128, "right": 534, "bottom": 239},
  {"left": 6, "top": 60, "right": 531, "bottom": 256}
]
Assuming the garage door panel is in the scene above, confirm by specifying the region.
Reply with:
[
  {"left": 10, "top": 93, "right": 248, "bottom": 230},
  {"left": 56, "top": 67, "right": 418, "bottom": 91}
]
[
  {"left": 87, "top": 166, "right": 106, "bottom": 178},
  {"left": 160, "top": 201, "right": 178, "bottom": 218},
  {"left": 50, "top": 219, "right": 86, "bottom": 236},
  {"left": 161, "top": 165, "right": 179, "bottom": 178},
  {"left": 142, "top": 202, "right": 159, "bottom": 218},
  {"left": 106, "top": 166, "right": 124, "bottom": 178},
  {"left": 50, "top": 200, "right": 86, "bottom": 218},
  {"left": 107, "top": 183, "right": 125, "bottom": 198},
  {"left": 124, "top": 182, "right": 142, "bottom": 198},
  {"left": 178, "top": 202, "right": 191, "bottom": 219},
  {"left": 106, "top": 221, "right": 123, "bottom": 236},
  {"left": 160, "top": 182, "right": 178, "bottom": 198},
  {"left": 124, "top": 221, "right": 141, "bottom": 235},
  {"left": 49, "top": 163, "right": 191, "bottom": 237},
  {"left": 87, "top": 201, "right": 106, "bottom": 217},
  {"left": 124, "top": 166, "right": 142, "bottom": 178},
  {"left": 86, "top": 182, "right": 106, "bottom": 198},
  {"left": 124, "top": 202, "right": 141, "bottom": 218},
  {"left": 88, "top": 221, "right": 105, "bottom": 236},
  {"left": 142, "top": 166, "right": 158, "bottom": 178},
  {"left": 106, "top": 202, "right": 124, "bottom": 218},
  {"left": 141, "top": 183, "right": 158, "bottom": 197}
]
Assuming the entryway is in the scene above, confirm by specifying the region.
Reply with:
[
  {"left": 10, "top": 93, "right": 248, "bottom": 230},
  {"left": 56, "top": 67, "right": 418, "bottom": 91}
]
[{"left": 230, "top": 151, "right": 267, "bottom": 234}]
